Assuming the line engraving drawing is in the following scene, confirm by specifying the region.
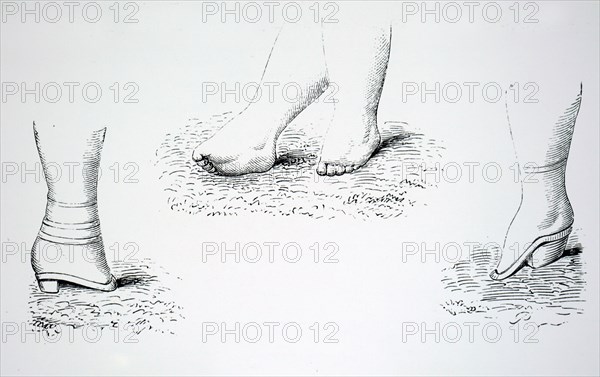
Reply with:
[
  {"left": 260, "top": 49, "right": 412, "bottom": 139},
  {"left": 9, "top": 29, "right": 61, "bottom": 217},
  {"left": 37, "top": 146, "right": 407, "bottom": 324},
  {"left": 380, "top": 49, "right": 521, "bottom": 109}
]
[
  {"left": 491, "top": 86, "right": 582, "bottom": 280},
  {"left": 157, "top": 115, "right": 443, "bottom": 219},
  {"left": 442, "top": 233, "right": 584, "bottom": 327},
  {"left": 7, "top": 3, "right": 592, "bottom": 357},
  {"left": 442, "top": 85, "right": 585, "bottom": 325},
  {"left": 156, "top": 14, "right": 589, "bottom": 329},
  {"left": 29, "top": 257, "right": 185, "bottom": 336},
  {"left": 32, "top": 123, "right": 117, "bottom": 293},
  {"left": 30, "top": 123, "right": 184, "bottom": 335},
  {"left": 191, "top": 22, "right": 395, "bottom": 177}
]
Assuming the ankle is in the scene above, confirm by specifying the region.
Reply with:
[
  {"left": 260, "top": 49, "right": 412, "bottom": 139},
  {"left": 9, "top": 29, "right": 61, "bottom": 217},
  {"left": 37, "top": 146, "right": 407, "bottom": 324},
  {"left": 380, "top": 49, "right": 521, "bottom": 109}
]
[{"left": 518, "top": 157, "right": 567, "bottom": 192}]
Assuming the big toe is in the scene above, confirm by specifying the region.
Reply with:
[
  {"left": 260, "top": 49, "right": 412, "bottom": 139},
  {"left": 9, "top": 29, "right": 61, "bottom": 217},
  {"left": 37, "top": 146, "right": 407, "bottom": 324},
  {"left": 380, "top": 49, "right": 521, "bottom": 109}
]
[
  {"left": 192, "top": 145, "right": 206, "bottom": 163},
  {"left": 316, "top": 162, "right": 327, "bottom": 176},
  {"left": 192, "top": 147, "right": 219, "bottom": 174}
]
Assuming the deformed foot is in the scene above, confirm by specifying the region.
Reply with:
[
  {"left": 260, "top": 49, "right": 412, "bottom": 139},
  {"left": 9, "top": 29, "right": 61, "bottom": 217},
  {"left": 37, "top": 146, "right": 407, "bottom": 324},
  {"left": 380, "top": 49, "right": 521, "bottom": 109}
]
[
  {"left": 491, "top": 163, "right": 574, "bottom": 279},
  {"left": 192, "top": 106, "right": 280, "bottom": 176}
]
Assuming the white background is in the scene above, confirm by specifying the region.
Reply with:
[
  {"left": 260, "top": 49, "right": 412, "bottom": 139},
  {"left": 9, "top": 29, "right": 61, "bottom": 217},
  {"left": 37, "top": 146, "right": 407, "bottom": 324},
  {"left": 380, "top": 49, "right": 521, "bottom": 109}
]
[{"left": 1, "top": 1, "right": 599, "bottom": 375}]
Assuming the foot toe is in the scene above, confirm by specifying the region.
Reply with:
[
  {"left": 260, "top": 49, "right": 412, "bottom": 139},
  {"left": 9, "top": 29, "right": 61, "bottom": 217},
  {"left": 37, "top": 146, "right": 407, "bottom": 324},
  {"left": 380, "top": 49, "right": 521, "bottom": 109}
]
[
  {"left": 197, "top": 158, "right": 217, "bottom": 174},
  {"left": 192, "top": 147, "right": 221, "bottom": 175},
  {"left": 333, "top": 165, "right": 345, "bottom": 175},
  {"left": 192, "top": 147, "right": 205, "bottom": 163},
  {"left": 206, "top": 164, "right": 218, "bottom": 174},
  {"left": 197, "top": 158, "right": 210, "bottom": 167},
  {"left": 316, "top": 162, "right": 327, "bottom": 176},
  {"left": 326, "top": 164, "right": 338, "bottom": 176},
  {"left": 321, "top": 163, "right": 358, "bottom": 176},
  {"left": 192, "top": 148, "right": 211, "bottom": 168}
]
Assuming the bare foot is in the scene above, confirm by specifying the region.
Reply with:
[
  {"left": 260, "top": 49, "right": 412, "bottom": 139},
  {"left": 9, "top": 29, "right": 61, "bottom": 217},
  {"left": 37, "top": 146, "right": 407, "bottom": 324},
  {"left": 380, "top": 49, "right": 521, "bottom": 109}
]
[
  {"left": 192, "top": 105, "right": 280, "bottom": 176},
  {"left": 317, "top": 20, "right": 392, "bottom": 176},
  {"left": 316, "top": 112, "right": 404, "bottom": 176}
]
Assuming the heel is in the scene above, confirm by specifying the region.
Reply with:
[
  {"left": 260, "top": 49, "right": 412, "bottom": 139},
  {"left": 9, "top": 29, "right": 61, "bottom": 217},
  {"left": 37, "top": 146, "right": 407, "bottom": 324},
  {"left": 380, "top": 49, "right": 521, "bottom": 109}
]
[
  {"left": 527, "top": 236, "right": 569, "bottom": 268},
  {"left": 38, "top": 280, "right": 59, "bottom": 293}
]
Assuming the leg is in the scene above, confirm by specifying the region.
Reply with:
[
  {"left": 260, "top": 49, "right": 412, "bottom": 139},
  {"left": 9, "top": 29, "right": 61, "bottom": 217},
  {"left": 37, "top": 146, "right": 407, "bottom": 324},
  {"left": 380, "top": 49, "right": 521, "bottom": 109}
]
[
  {"left": 491, "top": 81, "right": 582, "bottom": 279},
  {"left": 192, "top": 22, "right": 328, "bottom": 175},
  {"left": 32, "top": 123, "right": 117, "bottom": 293},
  {"left": 316, "top": 9, "right": 394, "bottom": 176},
  {"left": 487, "top": 3, "right": 588, "bottom": 279}
]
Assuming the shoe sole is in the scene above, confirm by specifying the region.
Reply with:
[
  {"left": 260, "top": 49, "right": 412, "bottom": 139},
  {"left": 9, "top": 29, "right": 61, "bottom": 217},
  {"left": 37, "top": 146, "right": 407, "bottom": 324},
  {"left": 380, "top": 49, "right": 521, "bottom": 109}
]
[
  {"left": 490, "top": 224, "right": 572, "bottom": 280},
  {"left": 36, "top": 273, "right": 118, "bottom": 293}
]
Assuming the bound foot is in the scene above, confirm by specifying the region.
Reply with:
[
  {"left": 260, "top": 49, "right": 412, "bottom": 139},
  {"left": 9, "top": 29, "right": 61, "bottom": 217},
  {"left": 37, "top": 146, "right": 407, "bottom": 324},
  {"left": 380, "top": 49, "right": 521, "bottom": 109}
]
[
  {"left": 491, "top": 162, "right": 574, "bottom": 279},
  {"left": 192, "top": 105, "right": 281, "bottom": 176}
]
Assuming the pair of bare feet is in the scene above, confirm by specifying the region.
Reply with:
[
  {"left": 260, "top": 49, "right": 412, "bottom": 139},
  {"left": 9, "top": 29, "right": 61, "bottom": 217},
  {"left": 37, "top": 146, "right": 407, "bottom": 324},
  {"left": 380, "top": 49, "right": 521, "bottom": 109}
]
[
  {"left": 192, "top": 100, "right": 385, "bottom": 176},
  {"left": 192, "top": 22, "right": 395, "bottom": 177}
]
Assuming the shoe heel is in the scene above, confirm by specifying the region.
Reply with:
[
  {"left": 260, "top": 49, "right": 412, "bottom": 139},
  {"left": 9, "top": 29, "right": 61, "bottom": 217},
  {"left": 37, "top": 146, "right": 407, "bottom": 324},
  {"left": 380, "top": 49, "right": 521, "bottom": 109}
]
[
  {"left": 38, "top": 280, "right": 59, "bottom": 294},
  {"left": 527, "top": 236, "right": 569, "bottom": 268}
]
